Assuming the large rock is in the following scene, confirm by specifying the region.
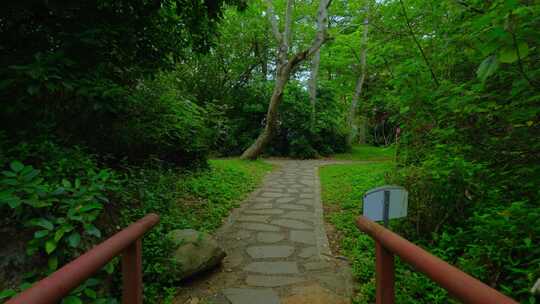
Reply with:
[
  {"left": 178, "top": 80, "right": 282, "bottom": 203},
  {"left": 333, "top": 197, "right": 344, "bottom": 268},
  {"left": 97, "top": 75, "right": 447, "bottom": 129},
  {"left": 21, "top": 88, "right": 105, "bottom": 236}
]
[{"left": 166, "top": 229, "right": 226, "bottom": 280}]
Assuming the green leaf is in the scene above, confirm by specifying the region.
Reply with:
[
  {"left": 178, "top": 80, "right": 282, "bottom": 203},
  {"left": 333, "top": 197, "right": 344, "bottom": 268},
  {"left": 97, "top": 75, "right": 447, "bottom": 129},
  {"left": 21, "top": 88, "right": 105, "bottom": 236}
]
[
  {"left": 62, "top": 296, "right": 83, "bottom": 304},
  {"left": 54, "top": 228, "right": 66, "bottom": 242},
  {"left": 83, "top": 288, "right": 97, "bottom": 299},
  {"left": 78, "top": 202, "right": 103, "bottom": 213},
  {"left": 34, "top": 230, "right": 49, "bottom": 239},
  {"left": 10, "top": 161, "right": 24, "bottom": 172},
  {"left": 19, "top": 282, "right": 32, "bottom": 291},
  {"left": 400, "top": 106, "right": 410, "bottom": 114},
  {"left": 45, "top": 240, "right": 57, "bottom": 254},
  {"left": 85, "top": 224, "right": 101, "bottom": 238},
  {"left": 30, "top": 218, "right": 54, "bottom": 230},
  {"left": 48, "top": 255, "right": 58, "bottom": 271},
  {"left": 62, "top": 179, "right": 71, "bottom": 188},
  {"left": 476, "top": 55, "right": 498, "bottom": 82},
  {"left": 7, "top": 197, "right": 21, "bottom": 209},
  {"left": 0, "top": 289, "right": 17, "bottom": 300},
  {"left": 22, "top": 169, "right": 40, "bottom": 181},
  {"left": 498, "top": 42, "right": 529, "bottom": 63},
  {"left": 104, "top": 261, "right": 115, "bottom": 274},
  {"left": 67, "top": 232, "right": 81, "bottom": 248},
  {"left": 2, "top": 171, "right": 17, "bottom": 177}
]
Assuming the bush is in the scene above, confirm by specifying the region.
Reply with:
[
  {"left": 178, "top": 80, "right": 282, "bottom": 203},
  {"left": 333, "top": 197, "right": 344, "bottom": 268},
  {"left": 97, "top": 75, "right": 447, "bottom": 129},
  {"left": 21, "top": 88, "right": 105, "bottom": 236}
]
[
  {"left": 269, "top": 83, "right": 350, "bottom": 158},
  {"left": 112, "top": 72, "right": 211, "bottom": 166},
  {"left": 0, "top": 139, "right": 120, "bottom": 303},
  {"left": 118, "top": 159, "right": 272, "bottom": 303}
]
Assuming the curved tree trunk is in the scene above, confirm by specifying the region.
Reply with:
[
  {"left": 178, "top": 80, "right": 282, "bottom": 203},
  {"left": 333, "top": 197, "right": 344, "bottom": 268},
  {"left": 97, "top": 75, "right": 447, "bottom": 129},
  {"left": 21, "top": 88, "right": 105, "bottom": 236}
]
[
  {"left": 241, "top": 67, "right": 288, "bottom": 159},
  {"left": 241, "top": 0, "right": 331, "bottom": 160}
]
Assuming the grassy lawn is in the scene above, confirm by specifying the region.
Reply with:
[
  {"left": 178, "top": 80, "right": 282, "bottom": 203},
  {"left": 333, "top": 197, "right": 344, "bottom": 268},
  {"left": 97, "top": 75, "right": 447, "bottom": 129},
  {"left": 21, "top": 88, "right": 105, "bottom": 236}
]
[
  {"left": 332, "top": 144, "right": 396, "bottom": 161},
  {"left": 121, "top": 158, "right": 273, "bottom": 302},
  {"left": 321, "top": 145, "right": 448, "bottom": 303},
  {"left": 320, "top": 146, "right": 394, "bottom": 303},
  {"left": 178, "top": 159, "right": 274, "bottom": 231}
]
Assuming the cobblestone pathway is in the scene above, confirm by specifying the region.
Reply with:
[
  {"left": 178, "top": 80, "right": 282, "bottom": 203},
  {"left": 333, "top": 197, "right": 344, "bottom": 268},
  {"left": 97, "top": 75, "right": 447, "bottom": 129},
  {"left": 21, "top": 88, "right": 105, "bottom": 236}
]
[{"left": 176, "top": 160, "right": 353, "bottom": 304}]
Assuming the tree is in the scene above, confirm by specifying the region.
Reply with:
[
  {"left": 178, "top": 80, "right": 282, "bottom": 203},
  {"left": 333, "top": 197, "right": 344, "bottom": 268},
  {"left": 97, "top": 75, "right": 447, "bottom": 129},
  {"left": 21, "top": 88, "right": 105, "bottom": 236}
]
[
  {"left": 240, "top": 0, "right": 332, "bottom": 159},
  {"left": 347, "top": 7, "right": 369, "bottom": 145},
  {"left": 308, "top": 0, "right": 331, "bottom": 124}
]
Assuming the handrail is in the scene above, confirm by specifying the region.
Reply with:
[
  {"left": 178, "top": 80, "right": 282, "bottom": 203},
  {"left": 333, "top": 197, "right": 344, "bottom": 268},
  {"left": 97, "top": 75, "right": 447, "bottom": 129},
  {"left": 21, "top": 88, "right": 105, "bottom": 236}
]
[
  {"left": 356, "top": 215, "right": 518, "bottom": 304},
  {"left": 7, "top": 213, "right": 160, "bottom": 304}
]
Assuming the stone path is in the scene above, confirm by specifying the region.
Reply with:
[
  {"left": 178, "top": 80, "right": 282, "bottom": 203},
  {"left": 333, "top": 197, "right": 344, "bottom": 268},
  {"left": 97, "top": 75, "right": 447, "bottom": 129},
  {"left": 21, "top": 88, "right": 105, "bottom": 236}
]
[{"left": 175, "top": 160, "right": 353, "bottom": 304}]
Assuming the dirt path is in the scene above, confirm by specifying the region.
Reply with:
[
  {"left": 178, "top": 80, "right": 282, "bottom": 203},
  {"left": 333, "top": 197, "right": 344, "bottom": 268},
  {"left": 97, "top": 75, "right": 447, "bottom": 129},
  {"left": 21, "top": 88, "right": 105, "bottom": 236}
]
[{"left": 174, "top": 160, "right": 353, "bottom": 304}]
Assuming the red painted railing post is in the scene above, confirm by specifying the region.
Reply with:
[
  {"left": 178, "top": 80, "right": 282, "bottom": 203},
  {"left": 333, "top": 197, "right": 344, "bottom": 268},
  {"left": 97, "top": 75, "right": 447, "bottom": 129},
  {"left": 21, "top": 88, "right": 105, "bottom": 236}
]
[
  {"left": 375, "top": 241, "right": 395, "bottom": 304},
  {"left": 356, "top": 216, "right": 518, "bottom": 304},
  {"left": 122, "top": 238, "right": 143, "bottom": 304}
]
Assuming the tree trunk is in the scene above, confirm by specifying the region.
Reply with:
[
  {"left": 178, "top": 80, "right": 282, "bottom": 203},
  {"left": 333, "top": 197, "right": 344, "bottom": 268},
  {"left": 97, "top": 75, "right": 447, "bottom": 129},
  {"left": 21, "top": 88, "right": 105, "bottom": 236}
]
[
  {"left": 241, "top": 0, "right": 331, "bottom": 159},
  {"left": 308, "top": 49, "right": 320, "bottom": 124},
  {"left": 308, "top": 0, "right": 329, "bottom": 124},
  {"left": 241, "top": 66, "right": 289, "bottom": 159},
  {"left": 347, "top": 14, "right": 369, "bottom": 146}
]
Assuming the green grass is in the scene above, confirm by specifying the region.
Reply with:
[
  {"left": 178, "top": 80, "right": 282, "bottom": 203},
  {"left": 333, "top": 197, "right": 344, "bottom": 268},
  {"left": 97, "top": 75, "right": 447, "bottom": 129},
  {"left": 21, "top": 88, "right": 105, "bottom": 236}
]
[
  {"left": 320, "top": 148, "right": 393, "bottom": 303},
  {"left": 120, "top": 158, "right": 273, "bottom": 303},
  {"left": 333, "top": 144, "right": 396, "bottom": 161},
  {"left": 320, "top": 147, "right": 448, "bottom": 303},
  {"left": 178, "top": 159, "right": 274, "bottom": 231}
]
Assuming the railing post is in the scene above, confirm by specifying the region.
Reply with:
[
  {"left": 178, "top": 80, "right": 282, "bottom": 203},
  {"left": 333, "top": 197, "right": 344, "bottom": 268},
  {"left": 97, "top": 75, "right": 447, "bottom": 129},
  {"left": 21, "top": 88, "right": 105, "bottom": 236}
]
[
  {"left": 122, "top": 239, "right": 143, "bottom": 304},
  {"left": 376, "top": 241, "right": 395, "bottom": 304}
]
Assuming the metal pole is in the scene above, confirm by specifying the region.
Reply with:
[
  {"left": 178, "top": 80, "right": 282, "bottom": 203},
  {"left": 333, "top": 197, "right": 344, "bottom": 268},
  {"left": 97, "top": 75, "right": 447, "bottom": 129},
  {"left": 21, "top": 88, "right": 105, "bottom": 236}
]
[
  {"left": 383, "top": 190, "right": 390, "bottom": 227},
  {"left": 375, "top": 241, "right": 395, "bottom": 304},
  {"left": 122, "top": 239, "right": 143, "bottom": 304},
  {"left": 356, "top": 216, "right": 518, "bottom": 304}
]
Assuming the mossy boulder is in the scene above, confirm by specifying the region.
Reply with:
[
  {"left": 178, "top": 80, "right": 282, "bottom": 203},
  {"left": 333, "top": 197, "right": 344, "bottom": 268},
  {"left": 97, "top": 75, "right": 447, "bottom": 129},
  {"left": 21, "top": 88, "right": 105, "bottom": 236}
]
[{"left": 166, "top": 229, "right": 226, "bottom": 280}]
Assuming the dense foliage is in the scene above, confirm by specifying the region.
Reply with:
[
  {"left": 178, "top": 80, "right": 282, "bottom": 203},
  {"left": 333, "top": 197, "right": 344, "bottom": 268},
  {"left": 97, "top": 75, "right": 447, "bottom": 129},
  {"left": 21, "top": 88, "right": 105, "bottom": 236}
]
[{"left": 354, "top": 0, "right": 540, "bottom": 302}]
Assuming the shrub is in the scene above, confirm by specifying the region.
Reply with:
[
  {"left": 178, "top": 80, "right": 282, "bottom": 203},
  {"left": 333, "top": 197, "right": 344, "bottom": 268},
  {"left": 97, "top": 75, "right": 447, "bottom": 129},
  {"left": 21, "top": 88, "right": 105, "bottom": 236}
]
[
  {"left": 0, "top": 140, "right": 120, "bottom": 303},
  {"left": 269, "top": 83, "right": 350, "bottom": 158},
  {"left": 112, "top": 72, "right": 211, "bottom": 166}
]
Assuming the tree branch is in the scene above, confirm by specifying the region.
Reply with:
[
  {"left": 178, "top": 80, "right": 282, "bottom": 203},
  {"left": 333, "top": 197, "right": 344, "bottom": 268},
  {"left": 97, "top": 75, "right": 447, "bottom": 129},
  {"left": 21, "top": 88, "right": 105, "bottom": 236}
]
[
  {"left": 399, "top": 0, "right": 439, "bottom": 87},
  {"left": 283, "top": 0, "right": 294, "bottom": 50},
  {"left": 266, "top": 0, "right": 282, "bottom": 42}
]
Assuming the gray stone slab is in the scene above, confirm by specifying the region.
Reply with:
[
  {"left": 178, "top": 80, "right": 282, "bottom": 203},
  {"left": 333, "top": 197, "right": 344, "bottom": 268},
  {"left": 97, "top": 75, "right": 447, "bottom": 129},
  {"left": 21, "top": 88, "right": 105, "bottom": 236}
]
[
  {"left": 244, "top": 209, "right": 284, "bottom": 215},
  {"left": 290, "top": 230, "right": 316, "bottom": 245},
  {"left": 222, "top": 288, "right": 279, "bottom": 304},
  {"left": 233, "top": 231, "right": 251, "bottom": 240},
  {"left": 296, "top": 199, "right": 314, "bottom": 206},
  {"left": 304, "top": 261, "right": 332, "bottom": 271},
  {"left": 271, "top": 219, "right": 313, "bottom": 230},
  {"left": 279, "top": 204, "right": 308, "bottom": 210},
  {"left": 224, "top": 250, "right": 244, "bottom": 268},
  {"left": 246, "top": 275, "right": 306, "bottom": 287},
  {"left": 276, "top": 197, "right": 295, "bottom": 203},
  {"left": 252, "top": 197, "right": 273, "bottom": 203},
  {"left": 239, "top": 223, "right": 280, "bottom": 232},
  {"left": 281, "top": 211, "right": 315, "bottom": 221},
  {"left": 300, "top": 193, "right": 315, "bottom": 199},
  {"left": 298, "top": 246, "right": 318, "bottom": 258},
  {"left": 257, "top": 232, "right": 285, "bottom": 243},
  {"left": 260, "top": 192, "right": 287, "bottom": 198},
  {"left": 246, "top": 245, "right": 295, "bottom": 259},
  {"left": 244, "top": 261, "right": 299, "bottom": 274},
  {"left": 237, "top": 215, "right": 270, "bottom": 223},
  {"left": 251, "top": 203, "right": 273, "bottom": 209}
]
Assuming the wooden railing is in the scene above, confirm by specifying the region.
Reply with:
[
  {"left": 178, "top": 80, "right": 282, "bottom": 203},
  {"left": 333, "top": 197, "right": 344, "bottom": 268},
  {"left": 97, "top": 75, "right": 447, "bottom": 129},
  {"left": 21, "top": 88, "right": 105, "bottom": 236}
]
[
  {"left": 356, "top": 215, "right": 518, "bottom": 304},
  {"left": 6, "top": 213, "right": 160, "bottom": 304}
]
